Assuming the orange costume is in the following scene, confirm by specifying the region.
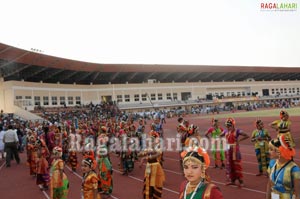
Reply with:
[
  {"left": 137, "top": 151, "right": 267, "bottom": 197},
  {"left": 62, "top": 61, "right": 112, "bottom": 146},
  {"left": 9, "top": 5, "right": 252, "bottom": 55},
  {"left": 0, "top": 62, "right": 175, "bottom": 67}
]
[
  {"left": 82, "top": 171, "right": 101, "bottom": 199},
  {"left": 139, "top": 133, "right": 165, "bottom": 199},
  {"left": 27, "top": 136, "right": 38, "bottom": 176},
  {"left": 50, "top": 147, "right": 69, "bottom": 199},
  {"left": 36, "top": 139, "right": 50, "bottom": 190},
  {"left": 179, "top": 147, "right": 224, "bottom": 199}
]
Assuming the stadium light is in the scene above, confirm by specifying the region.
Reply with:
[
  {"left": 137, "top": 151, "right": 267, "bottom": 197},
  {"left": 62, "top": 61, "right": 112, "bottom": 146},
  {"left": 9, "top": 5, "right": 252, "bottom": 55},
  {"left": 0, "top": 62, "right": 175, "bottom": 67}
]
[{"left": 30, "top": 48, "right": 43, "bottom": 53}]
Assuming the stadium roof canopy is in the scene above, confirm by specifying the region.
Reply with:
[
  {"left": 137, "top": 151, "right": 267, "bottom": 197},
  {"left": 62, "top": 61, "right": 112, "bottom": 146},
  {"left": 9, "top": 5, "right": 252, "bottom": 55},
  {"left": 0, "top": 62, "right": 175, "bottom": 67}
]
[{"left": 1, "top": 42, "right": 300, "bottom": 84}]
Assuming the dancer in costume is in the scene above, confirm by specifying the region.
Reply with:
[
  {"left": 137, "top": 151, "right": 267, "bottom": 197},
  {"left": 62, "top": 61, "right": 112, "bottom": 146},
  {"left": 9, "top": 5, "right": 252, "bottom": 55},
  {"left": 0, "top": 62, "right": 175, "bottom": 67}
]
[
  {"left": 269, "top": 110, "right": 295, "bottom": 148},
  {"left": 177, "top": 118, "right": 189, "bottom": 170},
  {"left": 136, "top": 118, "right": 146, "bottom": 150},
  {"left": 179, "top": 146, "right": 223, "bottom": 199},
  {"left": 251, "top": 119, "right": 271, "bottom": 176},
  {"left": 184, "top": 124, "right": 201, "bottom": 148},
  {"left": 205, "top": 118, "right": 225, "bottom": 169},
  {"left": 81, "top": 157, "right": 101, "bottom": 199},
  {"left": 27, "top": 135, "right": 38, "bottom": 176},
  {"left": 50, "top": 146, "right": 69, "bottom": 199},
  {"left": 266, "top": 135, "right": 300, "bottom": 199},
  {"left": 139, "top": 132, "right": 165, "bottom": 199},
  {"left": 68, "top": 128, "right": 79, "bottom": 172},
  {"left": 221, "top": 118, "right": 249, "bottom": 187},
  {"left": 97, "top": 128, "right": 113, "bottom": 195},
  {"left": 36, "top": 138, "right": 50, "bottom": 190},
  {"left": 120, "top": 127, "right": 134, "bottom": 175}
]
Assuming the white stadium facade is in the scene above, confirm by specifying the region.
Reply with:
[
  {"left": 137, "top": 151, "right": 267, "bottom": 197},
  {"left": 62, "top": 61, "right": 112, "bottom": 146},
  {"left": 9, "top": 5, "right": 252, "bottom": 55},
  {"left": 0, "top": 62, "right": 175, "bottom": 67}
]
[{"left": 1, "top": 42, "right": 300, "bottom": 120}]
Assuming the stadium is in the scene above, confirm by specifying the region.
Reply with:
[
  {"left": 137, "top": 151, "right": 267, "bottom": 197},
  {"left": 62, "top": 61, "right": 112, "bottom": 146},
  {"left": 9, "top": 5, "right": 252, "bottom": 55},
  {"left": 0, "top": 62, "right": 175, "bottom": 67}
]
[
  {"left": 1, "top": 42, "right": 300, "bottom": 120},
  {"left": 0, "top": 1, "right": 299, "bottom": 199},
  {"left": 0, "top": 41, "right": 300, "bottom": 199}
]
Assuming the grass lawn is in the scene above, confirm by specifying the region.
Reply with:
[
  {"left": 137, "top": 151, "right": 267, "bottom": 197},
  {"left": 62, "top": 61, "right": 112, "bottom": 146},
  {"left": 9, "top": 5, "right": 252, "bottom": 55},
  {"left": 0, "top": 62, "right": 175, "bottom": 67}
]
[{"left": 199, "top": 107, "right": 300, "bottom": 119}]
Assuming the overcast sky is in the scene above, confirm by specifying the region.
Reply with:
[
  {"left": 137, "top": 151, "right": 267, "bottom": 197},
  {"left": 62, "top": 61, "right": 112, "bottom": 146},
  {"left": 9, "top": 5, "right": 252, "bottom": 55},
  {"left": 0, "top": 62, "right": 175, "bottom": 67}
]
[{"left": 0, "top": 0, "right": 299, "bottom": 67}]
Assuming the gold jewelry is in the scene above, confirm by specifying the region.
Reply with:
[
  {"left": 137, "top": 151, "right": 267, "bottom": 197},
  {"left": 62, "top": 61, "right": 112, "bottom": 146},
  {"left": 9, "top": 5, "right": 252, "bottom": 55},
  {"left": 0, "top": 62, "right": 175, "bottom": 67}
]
[
  {"left": 189, "top": 183, "right": 198, "bottom": 188},
  {"left": 201, "top": 171, "right": 206, "bottom": 179}
]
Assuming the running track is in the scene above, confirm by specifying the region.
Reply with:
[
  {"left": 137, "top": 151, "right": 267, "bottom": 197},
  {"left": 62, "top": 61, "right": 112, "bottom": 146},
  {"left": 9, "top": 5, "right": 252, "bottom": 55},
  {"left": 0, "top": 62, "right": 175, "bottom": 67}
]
[{"left": 1, "top": 113, "right": 299, "bottom": 199}]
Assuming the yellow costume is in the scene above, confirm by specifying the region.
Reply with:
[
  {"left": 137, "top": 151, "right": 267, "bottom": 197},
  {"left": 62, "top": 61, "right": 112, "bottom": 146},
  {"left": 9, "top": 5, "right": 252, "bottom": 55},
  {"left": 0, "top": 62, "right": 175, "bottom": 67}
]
[{"left": 82, "top": 171, "right": 101, "bottom": 199}]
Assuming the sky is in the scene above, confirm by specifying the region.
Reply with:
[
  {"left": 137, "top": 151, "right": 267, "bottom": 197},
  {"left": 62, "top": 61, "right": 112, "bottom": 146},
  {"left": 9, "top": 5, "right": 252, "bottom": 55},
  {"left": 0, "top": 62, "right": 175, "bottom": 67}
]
[{"left": 0, "top": 0, "right": 300, "bottom": 67}]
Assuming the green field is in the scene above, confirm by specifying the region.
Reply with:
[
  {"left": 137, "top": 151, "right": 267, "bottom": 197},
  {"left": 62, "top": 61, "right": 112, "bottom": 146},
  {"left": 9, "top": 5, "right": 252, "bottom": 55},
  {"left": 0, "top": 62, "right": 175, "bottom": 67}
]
[{"left": 199, "top": 107, "right": 300, "bottom": 119}]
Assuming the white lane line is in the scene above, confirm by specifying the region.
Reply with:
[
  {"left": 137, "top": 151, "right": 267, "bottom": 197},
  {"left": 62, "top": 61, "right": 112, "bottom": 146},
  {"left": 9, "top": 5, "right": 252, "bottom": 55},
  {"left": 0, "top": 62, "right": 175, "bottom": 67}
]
[
  {"left": 163, "top": 187, "right": 180, "bottom": 194},
  {"left": 65, "top": 165, "right": 82, "bottom": 179},
  {"left": 164, "top": 156, "right": 258, "bottom": 166},
  {"left": 164, "top": 164, "right": 258, "bottom": 177},
  {"left": 163, "top": 168, "right": 183, "bottom": 176},
  {"left": 162, "top": 169, "right": 265, "bottom": 194},
  {"left": 240, "top": 153, "right": 256, "bottom": 157},
  {"left": 165, "top": 155, "right": 298, "bottom": 166},
  {"left": 65, "top": 165, "right": 120, "bottom": 199},
  {"left": 165, "top": 150, "right": 300, "bottom": 161},
  {"left": 42, "top": 190, "right": 50, "bottom": 199},
  {"left": 161, "top": 168, "right": 182, "bottom": 176},
  {"left": 113, "top": 167, "right": 265, "bottom": 195},
  {"left": 109, "top": 194, "right": 119, "bottom": 199},
  {"left": 210, "top": 180, "right": 266, "bottom": 194},
  {"left": 162, "top": 168, "right": 265, "bottom": 194},
  {"left": 159, "top": 141, "right": 300, "bottom": 162},
  {"left": 0, "top": 162, "right": 5, "bottom": 170},
  {"left": 163, "top": 157, "right": 179, "bottom": 162},
  {"left": 112, "top": 169, "right": 180, "bottom": 195},
  {"left": 238, "top": 160, "right": 257, "bottom": 165},
  {"left": 0, "top": 159, "right": 51, "bottom": 199},
  {"left": 163, "top": 157, "right": 259, "bottom": 175},
  {"left": 241, "top": 152, "right": 300, "bottom": 161}
]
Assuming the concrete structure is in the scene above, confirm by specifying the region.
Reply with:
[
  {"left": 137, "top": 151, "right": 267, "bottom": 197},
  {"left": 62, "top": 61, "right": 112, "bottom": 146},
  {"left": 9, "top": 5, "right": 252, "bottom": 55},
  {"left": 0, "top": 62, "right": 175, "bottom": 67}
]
[
  {"left": 1, "top": 42, "right": 300, "bottom": 118},
  {"left": 1, "top": 79, "right": 300, "bottom": 113}
]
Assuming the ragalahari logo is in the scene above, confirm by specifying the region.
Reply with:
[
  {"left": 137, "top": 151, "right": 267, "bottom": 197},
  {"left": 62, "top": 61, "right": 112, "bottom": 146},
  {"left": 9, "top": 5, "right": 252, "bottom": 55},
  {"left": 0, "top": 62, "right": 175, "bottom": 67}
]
[{"left": 260, "top": 2, "right": 297, "bottom": 11}]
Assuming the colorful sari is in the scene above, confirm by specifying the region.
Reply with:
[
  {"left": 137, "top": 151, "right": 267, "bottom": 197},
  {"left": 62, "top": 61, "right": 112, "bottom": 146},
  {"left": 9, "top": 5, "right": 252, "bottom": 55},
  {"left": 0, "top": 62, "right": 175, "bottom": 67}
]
[
  {"left": 179, "top": 181, "right": 224, "bottom": 199},
  {"left": 206, "top": 127, "right": 225, "bottom": 164},
  {"left": 50, "top": 159, "right": 69, "bottom": 199},
  {"left": 251, "top": 129, "right": 270, "bottom": 173},
  {"left": 27, "top": 143, "right": 38, "bottom": 176},
  {"left": 272, "top": 119, "right": 295, "bottom": 148},
  {"left": 224, "top": 129, "right": 243, "bottom": 182},
  {"left": 97, "top": 154, "right": 113, "bottom": 194},
  {"left": 142, "top": 146, "right": 165, "bottom": 199},
  {"left": 82, "top": 171, "right": 101, "bottom": 199},
  {"left": 36, "top": 146, "right": 50, "bottom": 188},
  {"left": 120, "top": 135, "right": 134, "bottom": 174}
]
